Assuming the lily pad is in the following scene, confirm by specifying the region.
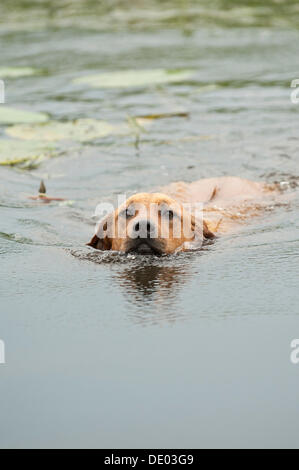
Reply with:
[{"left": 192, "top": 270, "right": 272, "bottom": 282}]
[
  {"left": 0, "top": 106, "right": 49, "bottom": 124},
  {"left": 0, "top": 67, "right": 41, "bottom": 78},
  {"left": 73, "top": 69, "right": 194, "bottom": 88},
  {"left": 0, "top": 139, "right": 56, "bottom": 168},
  {"left": 6, "top": 118, "right": 129, "bottom": 142}
]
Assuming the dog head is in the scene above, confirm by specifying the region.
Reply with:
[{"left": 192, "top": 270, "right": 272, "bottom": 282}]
[{"left": 87, "top": 193, "right": 214, "bottom": 254}]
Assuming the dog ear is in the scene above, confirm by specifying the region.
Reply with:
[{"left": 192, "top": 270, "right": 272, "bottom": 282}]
[
  {"left": 202, "top": 220, "right": 215, "bottom": 240},
  {"left": 183, "top": 215, "right": 215, "bottom": 251},
  {"left": 191, "top": 215, "right": 214, "bottom": 240},
  {"left": 86, "top": 233, "right": 112, "bottom": 250},
  {"left": 86, "top": 214, "right": 113, "bottom": 251}
]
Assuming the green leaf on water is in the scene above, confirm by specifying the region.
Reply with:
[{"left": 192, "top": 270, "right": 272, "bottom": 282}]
[
  {"left": 5, "top": 118, "right": 129, "bottom": 142},
  {"left": 0, "top": 106, "right": 49, "bottom": 124},
  {"left": 0, "top": 67, "right": 41, "bottom": 78},
  {"left": 72, "top": 69, "right": 194, "bottom": 88},
  {"left": 0, "top": 139, "right": 56, "bottom": 168}
]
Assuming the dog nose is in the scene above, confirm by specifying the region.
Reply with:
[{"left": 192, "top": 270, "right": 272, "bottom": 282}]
[{"left": 133, "top": 219, "right": 154, "bottom": 238}]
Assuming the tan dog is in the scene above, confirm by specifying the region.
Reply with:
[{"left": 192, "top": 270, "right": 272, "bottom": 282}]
[{"left": 87, "top": 176, "right": 277, "bottom": 255}]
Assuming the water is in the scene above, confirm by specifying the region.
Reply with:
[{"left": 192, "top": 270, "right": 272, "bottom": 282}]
[{"left": 0, "top": 1, "right": 299, "bottom": 449}]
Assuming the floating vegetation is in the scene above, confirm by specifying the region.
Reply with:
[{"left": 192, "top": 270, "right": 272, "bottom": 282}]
[
  {"left": 1, "top": 1, "right": 299, "bottom": 31},
  {"left": 28, "top": 179, "right": 66, "bottom": 203},
  {"left": 39, "top": 180, "right": 46, "bottom": 194},
  {"left": 5, "top": 117, "right": 152, "bottom": 143},
  {"left": 73, "top": 69, "right": 194, "bottom": 88},
  {"left": 0, "top": 231, "right": 36, "bottom": 245},
  {"left": 0, "top": 139, "right": 57, "bottom": 168},
  {"left": 126, "top": 115, "right": 149, "bottom": 149},
  {"left": 1, "top": 116, "right": 153, "bottom": 169},
  {"left": 5, "top": 118, "right": 129, "bottom": 142},
  {"left": 0, "top": 106, "right": 49, "bottom": 124},
  {"left": 0, "top": 67, "right": 41, "bottom": 78},
  {"left": 135, "top": 112, "right": 189, "bottom": 120}
]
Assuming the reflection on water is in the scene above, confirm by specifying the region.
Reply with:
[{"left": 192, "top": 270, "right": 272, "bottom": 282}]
[
  {"left": 71, "top": 248, "right": 199, "bottom": 325},
  {"left": 113, "top": 264, "right": 192, "bottom": 326},
  {"left": 115, "top": 261, "right": 191, "bottom": 325},
  {"left": 117, "top": 264, "right": 187, "bottom": 297},
  {"left": 71, "top": 248, "right": 194, "bottom": 324}
]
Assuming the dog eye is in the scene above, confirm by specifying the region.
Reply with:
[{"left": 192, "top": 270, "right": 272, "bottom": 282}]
[
  {"left": 122, "top": 206, "right": 136, "bottom": 218},
  {"left": 160, "top": 208, "right": 174, "bottom": 220}
]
